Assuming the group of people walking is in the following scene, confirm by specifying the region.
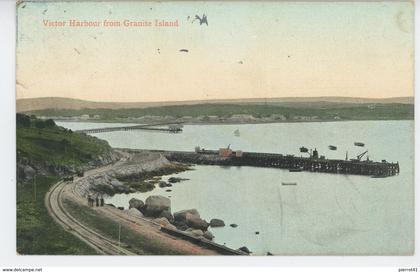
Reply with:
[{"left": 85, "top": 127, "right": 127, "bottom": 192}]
[{"left": 87, "top": 194, "right": 104, "bottom": 207}]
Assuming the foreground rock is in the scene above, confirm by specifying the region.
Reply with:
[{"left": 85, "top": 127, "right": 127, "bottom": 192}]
[
  {"left": 174, "top": 209, "right": 200, "bottom": 222},
  {"left": 203, "top": 230, "right": 214, "bottom": 240},
  {"left": 126, "top": 208, "right": 144, "bottom": 218},
  {"left": 159, "top": 210, "right": 174, "bottom": 222},
  {"left": 186, "top": 213, "right": 209, "bottom": 231},
  {"left": 173, "top": 209, "right": 209, "bottom": 231},
  {"left": 238, "top": 246, "right": 251, "bottom": 254},
  {"left": 143, "top": 195, "right": 171, "bottom": 217},
  {"left": 129, "top": 198, "right": 144, "bottom": 210},
  {"left": 190, "top": 229, "right": 204, "bottom": 237},
  {"left": 210, "top": 218, "right": 225, "bottom": 227}
]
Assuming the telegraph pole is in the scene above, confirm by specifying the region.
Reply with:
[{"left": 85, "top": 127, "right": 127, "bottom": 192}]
[
  {"left": 33, "top": 175, "right": 37, "bottom": 201},
  {"left": 117, "top": 223, "right": 121, "bottom": 247}
]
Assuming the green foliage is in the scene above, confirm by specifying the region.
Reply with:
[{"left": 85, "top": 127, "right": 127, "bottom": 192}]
[
  {"left": 16, "top": 114, "right": 113, "bottom": 255},
  {"left": 17, "top": 114, "right": 112, "bottom": 167},
  {"left": 16, "top": 175, "right": 97, "bottom": 255},
  {"left": 26, "top": 103, "right": 414, "bottom": 121}
]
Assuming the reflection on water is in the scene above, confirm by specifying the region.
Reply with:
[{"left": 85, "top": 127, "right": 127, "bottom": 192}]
[{"left": 57, "top": 120, "right": 414, "bottom": 255}]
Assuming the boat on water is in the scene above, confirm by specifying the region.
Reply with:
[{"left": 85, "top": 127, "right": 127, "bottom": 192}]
[
  {"left": 282, "top": 182, "right": 297, "bottom": 186},
  {"left": 234, "top": 129, "right": 240, "bottom": 137},
  {"left": 354, "top": 142, "right": 365, "bottom": 147},
  {"left": 328, "top": 145, "right": 337, "bottom": 150},
  {"left": 299, "top": 146, "right": 308, "bottom": 153}
]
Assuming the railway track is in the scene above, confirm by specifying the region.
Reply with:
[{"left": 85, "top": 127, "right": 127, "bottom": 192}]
[{"left": 45, "top": 181, "right": 135, "bottom": 255}]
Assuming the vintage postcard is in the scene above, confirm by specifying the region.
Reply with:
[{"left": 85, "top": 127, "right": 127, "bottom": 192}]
[{"left": 16, "top": 0, "right": 414, "bottom": 256}]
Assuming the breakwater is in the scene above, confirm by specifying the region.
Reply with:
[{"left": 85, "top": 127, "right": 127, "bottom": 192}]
[{"left": 117, "top": 149, "right": 399, "bottom": 177}]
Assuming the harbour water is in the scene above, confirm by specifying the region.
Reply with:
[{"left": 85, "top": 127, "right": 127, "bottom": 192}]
[{"left": 57, "top": 120, "right": 414, "bottom": 255}]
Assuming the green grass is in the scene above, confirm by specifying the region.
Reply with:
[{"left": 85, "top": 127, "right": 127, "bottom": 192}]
[
  {"left": 25, "top": 103, "right": 414, "bottom": 121},
  {"left": 16, "top": 114, "right": 114, "bottom": 255},
  {"left": 16, "top": 174, "right": 97, "bottom": 255},
  {"left": 63, "top": 198, "right": 182, "bottom": 255},
  {"left": 17, "top": 117, "right": 111, "bottom": 167}
]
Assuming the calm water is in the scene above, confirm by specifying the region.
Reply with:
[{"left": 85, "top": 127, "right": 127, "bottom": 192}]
[{"left": 57, "top": 120, "right": 414, "bottom": 255}]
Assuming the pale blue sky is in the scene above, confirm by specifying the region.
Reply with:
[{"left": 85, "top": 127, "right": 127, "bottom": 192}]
[{"left": 17, "top": 1, "right": 413, "bottom": 102}]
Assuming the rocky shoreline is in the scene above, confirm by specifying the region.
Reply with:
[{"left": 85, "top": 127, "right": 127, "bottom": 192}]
[
  {"left": 125, "top": 196, "right": 222, "bottom": 242},
  {"left": 70, "top": 149, "right": 250, "bottom": 254},
  {"left": 17, "top": 150, "right": 121, "bottom": 183},
  {"left": 72, "top": 151, "right": 189, "bottom": 198}
]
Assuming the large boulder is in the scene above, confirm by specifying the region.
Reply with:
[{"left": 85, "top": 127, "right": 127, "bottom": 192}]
[
  {"left": 210, "top": 218, "right": 225, "bottom": 227},
  {"left": 126, "top": 208, "right": 144, "bottom": 218},
  {"left": 174, "top": 209, "right": 200, "bottom": 223},
  {"left": 143, "top": 195, "right": 171, "bottom": 217},
  {"left": 190, "top": 229, "right": 204, "bottom": 237},
  {"left": 159, "top": 210, "right": 174, "bottom": 222},
  {"left": 186, "top": 213, "right": 209, "bottom": 231},
  {"left": 203, "top": 230, "right": 214, "bottom": 240},
  {"left": 129, "top": 198, "right": 144, "bottom": 210}
]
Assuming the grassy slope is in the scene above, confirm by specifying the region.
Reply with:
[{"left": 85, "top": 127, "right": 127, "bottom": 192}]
[
  {"left": 26, "top": 103, "right": 414, "bottom": 121},
  {"left": 17, "top": 175, "right": 97, "bottom": 255},
  {"left": 17, "top": 122, "right": 111, "bottom": 167},
  {"left": 16, "top": 114, "right": 112, "bottom": 254}
]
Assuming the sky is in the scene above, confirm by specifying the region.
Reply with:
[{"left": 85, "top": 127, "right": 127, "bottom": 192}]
[{"left": 16, "top": 1, "right": 414, "bottom": 102}]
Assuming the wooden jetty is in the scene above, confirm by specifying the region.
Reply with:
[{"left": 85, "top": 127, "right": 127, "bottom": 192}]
[
  {"left": 75, "top": 123, "right": 183, "bottom": 134},
  {"left": 118, "top": 148, "right": 399, "bottom": 178}
]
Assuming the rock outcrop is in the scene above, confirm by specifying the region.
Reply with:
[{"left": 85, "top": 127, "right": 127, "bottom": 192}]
[
  {"left": 209, "top": 218, "right": 225, "bottom": 227},
  {"left": 129, "top": 198, "right": 144, "bottom": 210},
  {"left": 203, "top": 230, "right": 215, "bottom": 240},
  {"left": 143, "top": 195, "right": 171, "bottom": 217},
  {"left": 185, "top": 213, "right": 209, "bottom": 231}
]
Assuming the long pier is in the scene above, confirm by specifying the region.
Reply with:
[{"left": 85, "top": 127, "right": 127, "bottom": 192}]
[
  {"left": 118, "top": 148, "right": 399, "bottom": 178},
  {"left": 75, "top": 123, "right": 183, "bottom": 134}
]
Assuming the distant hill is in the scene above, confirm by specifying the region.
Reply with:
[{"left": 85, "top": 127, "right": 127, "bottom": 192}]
[{"left": 16, "top": 96, "right": 414, "bottom": 112}]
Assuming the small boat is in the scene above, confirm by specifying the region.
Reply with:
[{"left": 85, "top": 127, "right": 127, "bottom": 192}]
[
  {"left": 234, "top": 129, "right": 240, "bottom": 137},
  {"left": 282, "top": 182, "right": 297, "bottom": 186},
  {"left": 354, "top": 142, "right": 365, "bottom": 147},
  {"left": 299, "top": 146, "right": 308, "bottom": 153},
  {"left": 328, "top": 145, "right": 337, "bottom": 150},
  {"left": 289, "top": 167, "right": 303, "bottom": 172}
]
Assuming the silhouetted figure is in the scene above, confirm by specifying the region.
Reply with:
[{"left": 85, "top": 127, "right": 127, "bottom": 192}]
[
  {"left": 87, "top": 195, "right": 93, "bottom": 207},
  {"left": 95, "top": 196, "right": 99, "bottom": 207},
  {"left": 100, "top": 196, "right": 104, "bottom": 207}
]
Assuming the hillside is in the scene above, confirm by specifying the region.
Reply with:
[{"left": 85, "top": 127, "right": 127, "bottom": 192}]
[
  {"left": 17, "top": 113, "right": 113, "bottom": 171},
  {"left": 16, "top": 113, "right": 116, "bottom": 255},
  {"left": 16, "top": 96, "right": 414, "bottom": 112},
  {"left": 24, "top": 102, "right": 414, "bottom": 123}
]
